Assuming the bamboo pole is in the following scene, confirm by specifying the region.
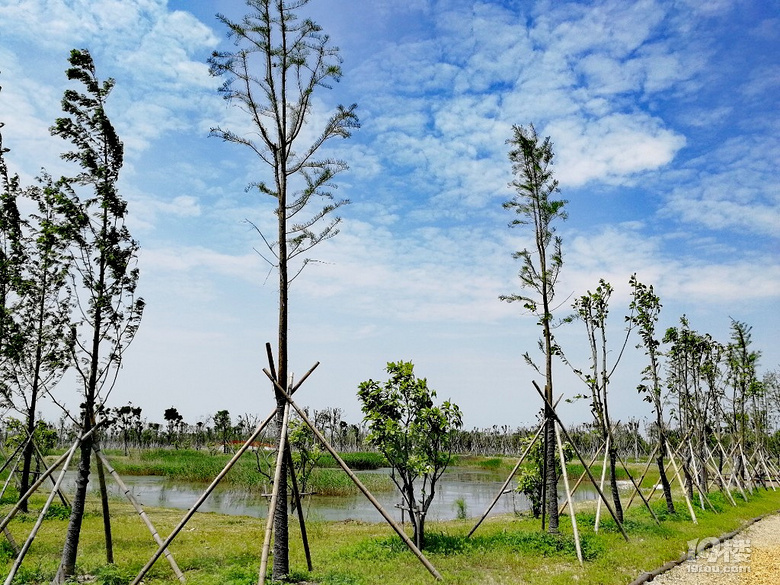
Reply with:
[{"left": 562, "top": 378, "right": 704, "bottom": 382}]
[
  {"left": 0, "top": 427, "right": 99, "bottom": 534},
  {"left": 265, "top": 370, "right": 443, "bottom": 581},
  {"left": 94, "top": 444, "right": 114, "bottom": 564},
  {"left": 704, "top": 445, "right": 737, "bottom": 506},
  {"left": 555, "top": 423, "right": 583, "bottom": 566},
  {"left": 259, "top": 402, "right": 290, "bottom": 585},
  {"left": 738, "top": 443, "right": 756, "bottom": 492},
  {"left": 687, "top": 442, "right": 707, "bottom": 510},
  {"left": 759, "top": 450, "right": 780, "bottom": 487},
  {"left": 530, "top": 381, "right": 629, "bottom": 542},
  {"left": 613, "top": 449, "right": 660, "bottom": 525},
  {"left": 645, "top": 430, "right": 692, "bottom": 504},
  {"left": 2, "top": 527, "right": 19, "bottom": 555},
  {"left": 3, "top": 436, "right": 79, "bottom": 585},
  {"left": 719, "top": 439, "right": 749, "bottom": 501},
  {"left": 624, "top": 442, "right": 658, "bottom": 511},
  {"left": 0, "top": 452, "right": 21, "bottom": 500},
  {"left": 666, "top": 446, "right": 697, "bottom": 524},
  {"left": 93, "top": 447, "right": 185, "bottom": 583},
  {"left": 0, "top": 438, "right": 27, "bottom": 476},
  {"left": 560, "top": 438, "right": 607, "bottom": 515},
  {"left": 33, "top": 439, "right": 70, "bottom": 508},
  {"left": 285, "top": 445, "right": 313, "bottom": 571},
  {"left": 130, "top": 403, "right": 281, "bottom": 585},
  {"left": 594, "top": 434, "right": 610, "bottom": 532},
  {"left": 467, "top": 419, "right": 545, "bottom": 538},
  {"left": 740, "top": 443, "right": 766, "bottom": 490}
]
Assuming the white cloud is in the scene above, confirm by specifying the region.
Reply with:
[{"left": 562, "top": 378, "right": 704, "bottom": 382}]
[
  {"left": 662, "top": 136, "right": 780, "bottom": 236},
  {"left": 547, "top": 114, "right": 685, "bottom": 186}
]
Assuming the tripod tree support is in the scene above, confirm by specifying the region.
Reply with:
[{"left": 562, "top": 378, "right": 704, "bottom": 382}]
[
  {"left": 555, "top": 423, "right": 582, "bottom": 566},
  {"left": 0, "top": 426, "right": 100, "bottom": 535},
  {"left": 468, "top": 394, "right": 563, "bottom": 539},
  {"left": 264, "top": 368, "right": 443, "bottom": 581},
  {"left": 3, "top": 433, "right": 80, "bottom": 585},
  {"left": 93, "top": 447, "right": 185, "bottom": 583},
  {"left": 130, "top": 400, "right": 288, "bottom": 585},
  {"left": 467, "top": 420, "right": 544, "bottom": 538},
  {"left": 531, "top": 381, "right": 629, "bottom": 542},
  {"left": 265, "top": 341, "right": 314, "bottom": 572},
  {"left": 259, "top": 401, "right": 291, "bottom": 585}
]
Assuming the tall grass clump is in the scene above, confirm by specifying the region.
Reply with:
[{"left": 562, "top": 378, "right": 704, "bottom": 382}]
[{"left": 318, "top": 452, "right": 388, "bottom": 470}]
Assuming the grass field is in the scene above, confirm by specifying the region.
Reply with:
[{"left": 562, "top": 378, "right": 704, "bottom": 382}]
[{"left": 2, "top": 467, "right": 780, "bottom": 584}]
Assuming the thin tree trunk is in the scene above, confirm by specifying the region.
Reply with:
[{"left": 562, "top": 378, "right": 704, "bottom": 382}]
[
  {"left": 657, "top": 427, "right": 675, "bottom": 514},
  {"left": 608, "top": 446, "right": 624, "bottom": 523},
  {"left": 544, "top": 414, "right": 558, "bottom": 532},
  {"left": 52, "top": 426, "right": 93, "bottom": 584}
]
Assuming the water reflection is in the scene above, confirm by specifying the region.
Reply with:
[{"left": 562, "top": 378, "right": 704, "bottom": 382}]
[{"left": 61, "top": 468, "right": 600, "bottom": 523}]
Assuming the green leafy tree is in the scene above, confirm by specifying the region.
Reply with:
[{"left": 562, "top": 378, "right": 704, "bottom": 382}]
[
  {"left": 51, "top": 49, "right": 144, "bottom": 584},
  {"left": 663, "top": 317, "right": 722, "bottom": 500},
  {"left": 209, "top": 1, "right": 358, "bottom": 576},
  {"left": 726, "top": 319, "right": 762, "bottom": 477},
  {"left": 288, "top": 414, "right": 322, "bottom": 495},
  {"left": 500, "top": 124, "right": 567, "bottom": 533},
  {"left": 164, "top": 406, "right": 184, "bottom": 448},
  {"left": 358, "top": 361, "right": 462, "bottom": 549},
  {"left": 3, "top": 174, "right": 73, "bottom": 512},
  {"left": 628, "top": 275, "right": 674, "bottom": 513},
  {"left": 113, "top": 403, "right": 142, "bottom": 455},
  {"left": 213, "top": 409, "right": 232, "bottom": 453},
  {"left": 515, "top": 429, "right": 572, "bottom": 518},
  {"left": 0, "top": 96, "right": 25, "bottom": 411}
]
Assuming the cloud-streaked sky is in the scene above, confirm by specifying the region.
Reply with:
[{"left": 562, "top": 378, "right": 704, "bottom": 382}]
[{"left": 1, "top": 0, "right": 778, "bottom": 430}]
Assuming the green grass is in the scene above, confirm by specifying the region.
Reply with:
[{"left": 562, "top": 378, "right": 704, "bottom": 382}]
[
  {"left": 3, "top": 477, "right": 780, "bottom": 584},
  {"left": 318, "top": 452, "right": 388, "bottom": 470},
  {"left": 104, "top": 448, "right": 393, "bottom": 496}
]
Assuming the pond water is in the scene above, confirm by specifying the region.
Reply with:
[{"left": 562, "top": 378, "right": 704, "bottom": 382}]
[{"left": 62, "top": 468, "right": 601, "bottom": 523}]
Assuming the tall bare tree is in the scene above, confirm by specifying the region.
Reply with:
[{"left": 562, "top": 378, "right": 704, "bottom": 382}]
[
  {"left": 209, "top": 0, "right": 358, "bottom": 578},
  {"left": 562, "top": 279, "right": 629, "bottom": 522},
  {"left": 500, "top": 124, "right": 567, "bottom": 533}
]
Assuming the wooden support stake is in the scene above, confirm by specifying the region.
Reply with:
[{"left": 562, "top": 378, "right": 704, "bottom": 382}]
[
  {"left": 594, "top": 434, "right": 610, "bottom": 533},
  {"left": 264, "top": 369, "right": 443, "bottom": 581},
  {"left": 130, "top": 403, "right": 282, "bottom": 585},
  {"left": 531, "top": 381, "right": 629, "bottom": 542},
  {"left": 624, "top": 442, "right": 658, "bottom": 511},
  {"left": 259, "top": 402, "right": 290, "bottom": 585},
  {"left": 719, "top": 440, "right": 748, "bottom": 501},
  {"left": 265, "top": 341, "right": 313, "bottom": 572},
  {"left": 704, "top": 445, "right": 737, "bottom": 506},
  {"left": 3, "top": 436, "right": 80, "bottom": 585},
  {"left": 614, "top": 450, "right": 660, "bottom": 525},
  {"left": 555, "top": 423, "right": 583, "bottom": 566},
  {"left": 33, "top": 440, "right": 69, "bottom": 508},
  {"left": 285, "top": 445, "right": 313, "bottom": 571},
  {"left": 666, "top": 446, "right": 697, "bottom": 524},
  {"left": 0, "top": 450, "right": 22, "bottom": 500},
  {"left": 560, "top": 439, "right": 607, "bottom": 515},
  {"left": 687, "top": 442, "right": 709, "bottom": 511},
  {"left": 0, "top": 427, "right": 99, "bottom": 534},
  {"left": 94, "top": 447, "right": 186, "bottom": 583},
  {"left": 0, "top": 436, "right": 27, "bottom": 476},
  {"left": 467, "top": 419, "right": 545, "bottom": 538}
]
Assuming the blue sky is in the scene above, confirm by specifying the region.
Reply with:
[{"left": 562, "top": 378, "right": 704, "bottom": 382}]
[{"left": 0, "top": 0, "right": 778, "bottom": 431}]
